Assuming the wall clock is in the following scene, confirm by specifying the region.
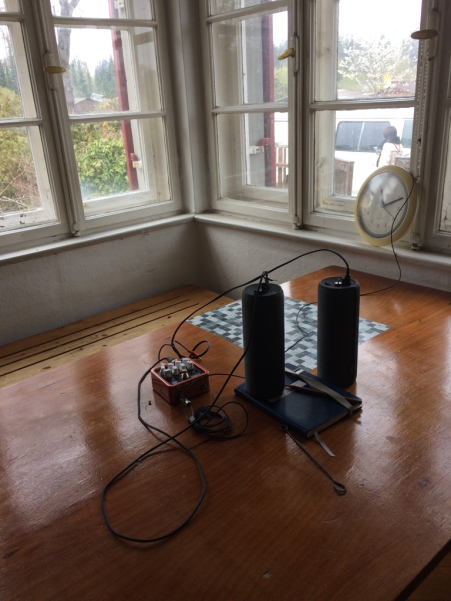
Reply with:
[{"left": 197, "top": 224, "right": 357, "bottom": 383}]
[{"left": 354, "top": 166, "right": 417, "bottom": 246}]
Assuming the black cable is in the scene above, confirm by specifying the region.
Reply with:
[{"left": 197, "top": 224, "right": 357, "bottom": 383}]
[
  {"left": 180, "top": 373, "right": 247, "bottom": 438},
  {"left": 101, "top": 358, "right": 208, "bottom": 544},
  {"left": 360, "top": 173, "right": 416, "bottom": 297},
  {"left": 169, "top": 274, "right": 266, "bottom": 352},
  {"left": 102, "top": 252, "right": 354, "bottom": 543},
  {"left": 101, "top": 273, "right": 267, "bottom": 543},
  {"left": 173, "top": 339, "right": 211, "bottom": 359},
  {"left": 103, "top": 195, "right": 412, "bottom": 541},
  {"left": 266, "top": 248, "right": 351, "bottom": 285},
  {"left": 169, "top": 249, "right": 350, "bottom": 359}
]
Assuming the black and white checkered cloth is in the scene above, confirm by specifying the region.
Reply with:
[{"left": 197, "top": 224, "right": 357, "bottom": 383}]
[{"left": 188, "top": 297, "right": 390, "bottom": 371}]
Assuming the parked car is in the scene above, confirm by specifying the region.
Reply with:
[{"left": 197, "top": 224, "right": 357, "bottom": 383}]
[{"left": 334, "top": 108, "right": 413, "bottom": 196}]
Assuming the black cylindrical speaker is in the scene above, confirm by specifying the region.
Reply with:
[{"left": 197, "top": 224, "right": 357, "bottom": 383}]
[
  {"left": 317, "top": 277, "right": 360, "bottom": 388},
  {"left": 242, "top": 283, "right": 285, "bottom": 399}
]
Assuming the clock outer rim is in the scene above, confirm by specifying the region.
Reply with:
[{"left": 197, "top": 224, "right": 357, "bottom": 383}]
[{"left": 354, "top": 165, "right": 417, "bottom": 247}]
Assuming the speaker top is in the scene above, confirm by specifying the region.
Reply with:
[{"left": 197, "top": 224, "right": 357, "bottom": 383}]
[
  {"left": 243, "top": 283, "right": 283, "bottom": 297},
  {"left": 319, "top": 277, "right": 359, "bottom": 290}
]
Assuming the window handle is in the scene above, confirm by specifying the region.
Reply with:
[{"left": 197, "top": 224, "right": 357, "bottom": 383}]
[
  {"left": 43, "top": 52, "right": 66, "bottom": 90},
  {"left": 278, "top": 36, "right": 299, "bottom": 72},
  {"left": 44, "top": 66, "right": 66, "bottom": 74},
  {"left": 278, "top": 48, "right": 295, "bottom": 60}
]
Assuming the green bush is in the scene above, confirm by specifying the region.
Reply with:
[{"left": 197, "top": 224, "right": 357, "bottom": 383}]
[
  {"left": 72, "top": 116, "right": 129, "bottom": 200},
  {"left": 75, "top": 134, "right": 129, "bottom": 199},
  {"left": 0, "top": 87, "right": 39, "bottom": 213}
]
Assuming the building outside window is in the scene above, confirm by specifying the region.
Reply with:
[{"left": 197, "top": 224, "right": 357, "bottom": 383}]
[
  {"left": 201, "top": 0, "right": 294, "bottom": 225},
  {"left": 305, "top": 0, "right": 421, "bottom": 240},
  {"left": 202, "top": 0, "right": 451, "bottom": 253},
  {"left": 1, "top": 0, "right": 450, "bottom": 257}
]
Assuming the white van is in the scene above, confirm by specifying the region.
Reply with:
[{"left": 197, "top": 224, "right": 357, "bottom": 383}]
[{"left": 334, "top": 108, "right": 413, "bottom": 196}]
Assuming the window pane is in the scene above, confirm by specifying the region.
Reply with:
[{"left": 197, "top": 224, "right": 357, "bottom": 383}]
[
  {"left": 212, "top": 10, "right": 288, "bottom": 107},
  {"left": 210, "top": 0, "right": 278, "bottom": 15},
  {"left": 55, "top": 26, "right": 160, "bottom": 114},
  {"left": 0, "top": 23, "right": 37, "bottom": 118},
  {"left": 439, "top": 116, "right": 451, "bottom": 234},
  {"left": 216, "top": 112, "right": 288, "bottom": 200},
  {"left": 315, "top": 0, "right": 421, "bottom": 101},
  {"left": 315, "top": 107, "right": 413, "bottom": 205},
  {"left": 0, "top": 1, "right": 19, "bottom": 12},
  {"left": 71, "top": 118, "right": 170, "bottom": 216},
  {"left": 0, "top": 126, "right": 58, "bottom": 231},
  {"left": 51, "top": 0, "right": 152, "bottom": 20}
]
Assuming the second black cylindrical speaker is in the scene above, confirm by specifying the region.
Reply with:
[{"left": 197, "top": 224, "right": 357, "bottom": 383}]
[
  {"left": 242, "top": 283, "right": 285, "bottom": 399},
  {"left": 317, "top": 277, "right": 360, "bottom": 388}
]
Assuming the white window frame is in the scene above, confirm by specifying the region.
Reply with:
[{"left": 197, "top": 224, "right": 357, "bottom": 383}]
[
  {"left": 299, "top": 0, "right": 451, "bottom": 254},
  {"left": 420, "top": 0, "right": 451, "bottom": 252},
  {"left": 201, "top": 0, "right": 298, "bottom": 226},
  {"left": 202, "top": 0, "right": 451, "bottom": 255},
  {"left": 301, "top": 0, "right": 423, "bottom": 240},
  {"left": 0, "top": 0, "right": 181, "bottom": 254},
  {"left": 0, "top": 5, "right": 70, "bottom": 250},
  {"left": 45, "top": 0, "right": 181, "bottom": 234}
]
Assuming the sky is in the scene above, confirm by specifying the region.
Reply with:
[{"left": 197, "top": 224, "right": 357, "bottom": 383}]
[
  {"left": 270, "top": 0, "right": 422, "bottom": 48},
  {"left": 338, "top": 0, "right": 422, "bottom": 40},
  {"left": 1, "top": 1, "right": 423, "bottom": 72},
  {"left": 61, "top": 0, "right": 423, "bottom": 73}
]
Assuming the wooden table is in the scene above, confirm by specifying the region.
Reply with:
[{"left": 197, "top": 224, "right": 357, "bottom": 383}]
[{"left": 1, "top": 267, "right": 450, "bottom": 601}]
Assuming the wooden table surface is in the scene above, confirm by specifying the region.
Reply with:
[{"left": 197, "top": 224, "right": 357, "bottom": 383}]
[{"left": 1, "top": 267, "right": 451, "bottom": 601}]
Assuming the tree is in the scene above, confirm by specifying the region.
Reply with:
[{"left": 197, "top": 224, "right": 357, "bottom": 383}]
[
  {"left": 70, "top": 58, "right": 93, "bottom": 99},
  {"left": 0, "top": 28, "right": 18, "bottom": 94},
  {"left": 338, "top": 35, "right": 418, "bottom": 96},
  {"left": 273, "top": 41, "right": 289, "bottom": 100},
  {"left": 0, "top": 87, "right": 39, "bottom": 213},
  {"left": 274, "top": 63, "right": 288, "bottom": 100},
  {"left": 57, "top": 0, "right": 82, "bottom": 110},
  {"left": 93, "top": 57, "right": 117, "bottom": 98}
]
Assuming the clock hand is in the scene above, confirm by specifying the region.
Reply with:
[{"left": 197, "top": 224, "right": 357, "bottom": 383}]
[{"left": 383, "top": 196, "right": 404, "bottom": 206}]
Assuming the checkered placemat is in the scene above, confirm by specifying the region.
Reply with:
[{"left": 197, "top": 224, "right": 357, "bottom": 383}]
[{"left": 188, "top": 297, "right": 390, "bottom": 371}]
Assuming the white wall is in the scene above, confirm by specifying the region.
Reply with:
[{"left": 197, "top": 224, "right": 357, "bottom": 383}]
[
  {"left": 194, "top": 219, "right": 451, "bottom": 299},
  {"left": 2, "top": 217, "right": 450, "bottom": 347},
  {"left": 0, "top": 221, "right": 200, "bottom": 346}
]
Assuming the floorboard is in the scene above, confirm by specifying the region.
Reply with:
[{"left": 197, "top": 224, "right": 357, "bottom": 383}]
[{"left": 0, "top": 285, "right": 232, "bottom": 389}]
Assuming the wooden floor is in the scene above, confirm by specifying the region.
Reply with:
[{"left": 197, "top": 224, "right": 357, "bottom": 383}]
[
  {"left": 1, "top": 281, "right": 450, "bottom": 600},
  {"left": 0, "top": 284, "right": 232, "bottom": 389}
]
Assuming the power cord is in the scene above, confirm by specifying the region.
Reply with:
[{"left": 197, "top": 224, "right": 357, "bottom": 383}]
[
  {"left": 101, "top": 251, "right": 355, "bottom": 543},
  {"left": 101, "top": 273, "right": 267, "bottom": 543},
  {"left": 100, "top": 358, "right": 207, "bottom": 544},
  {"left": 360, "top": 173, "right": 416, "bottom": 297}
]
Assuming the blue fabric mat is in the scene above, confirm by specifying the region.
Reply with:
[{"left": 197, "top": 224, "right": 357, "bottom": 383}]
[{"left": 188, "top": 297, "right": 390, "bottom": 371}]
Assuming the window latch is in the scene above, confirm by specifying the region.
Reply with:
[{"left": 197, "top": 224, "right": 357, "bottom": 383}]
[
  {"left": 278, "top": 35, "right": 299, "bottom": 73},
  {"left": 278, "top": 48, "right": 295, "bottom": 60},
  {"left": 43, "top": 52, "right": 66, "bottom": 90}
]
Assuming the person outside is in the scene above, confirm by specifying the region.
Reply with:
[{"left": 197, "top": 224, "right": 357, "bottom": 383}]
[{"left": 377, "top": 125, "right": 404, "bottom": 167}]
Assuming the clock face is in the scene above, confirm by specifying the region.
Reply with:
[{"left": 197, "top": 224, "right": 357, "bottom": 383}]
[{"left": 357, "top": 171, "right": 409, "bottom": 239}]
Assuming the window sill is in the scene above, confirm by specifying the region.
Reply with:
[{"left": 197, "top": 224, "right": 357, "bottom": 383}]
[
  {"left": 0, "top": 214, "right": 194, "bottom": 267},
  {"left": 194, "top": 213, "right": 451, "bottom": 273}
]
